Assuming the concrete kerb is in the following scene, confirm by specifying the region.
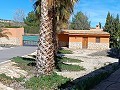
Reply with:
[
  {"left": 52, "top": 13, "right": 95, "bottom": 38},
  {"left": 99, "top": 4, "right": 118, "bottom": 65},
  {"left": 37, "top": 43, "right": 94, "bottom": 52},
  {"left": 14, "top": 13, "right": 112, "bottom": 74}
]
[{"left": 0, "top": 60, "right": 11, "bottom": 65}]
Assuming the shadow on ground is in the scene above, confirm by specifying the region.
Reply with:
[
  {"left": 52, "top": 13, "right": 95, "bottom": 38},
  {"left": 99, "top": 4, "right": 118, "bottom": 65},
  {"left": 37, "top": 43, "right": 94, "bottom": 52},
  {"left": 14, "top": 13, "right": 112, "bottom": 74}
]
[
  {"left": 88, "top": 48, "right": 119, "bottom": 59},
  {"left": 58, "top": 62, "right": 119, "bottom": 90},
  {"left": 20, "top": 51, "right": 120, "bottom": 90}
]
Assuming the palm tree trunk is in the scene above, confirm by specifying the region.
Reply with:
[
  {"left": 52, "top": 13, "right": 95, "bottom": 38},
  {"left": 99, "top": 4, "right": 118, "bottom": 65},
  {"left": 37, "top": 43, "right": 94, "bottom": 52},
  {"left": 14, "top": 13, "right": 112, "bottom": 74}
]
[
  {"left": 36, "top": 0, "right": 55, "bottom": 75},
  {"left": 52, "top": 6, "right": 58, "bottom": 55}
]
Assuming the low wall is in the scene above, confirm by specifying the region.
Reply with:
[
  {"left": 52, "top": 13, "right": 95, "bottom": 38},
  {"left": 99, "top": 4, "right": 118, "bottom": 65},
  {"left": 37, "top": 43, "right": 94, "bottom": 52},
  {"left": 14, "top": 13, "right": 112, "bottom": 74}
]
[
  {"left": 0, "top": 37, "right": 20, "bottom": 46},
  {"left": 69, "top": 42, "right": 82, "bottom": 49},
  {"left": 88, "top": 42, "right": 109, "bottom": 49}
]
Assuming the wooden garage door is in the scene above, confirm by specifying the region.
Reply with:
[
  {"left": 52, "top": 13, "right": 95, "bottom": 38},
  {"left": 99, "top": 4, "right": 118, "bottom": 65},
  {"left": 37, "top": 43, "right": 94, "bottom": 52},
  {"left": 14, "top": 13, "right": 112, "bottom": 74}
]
[{"left": 82, "top": 37, "right": 88, "bottom": 49}]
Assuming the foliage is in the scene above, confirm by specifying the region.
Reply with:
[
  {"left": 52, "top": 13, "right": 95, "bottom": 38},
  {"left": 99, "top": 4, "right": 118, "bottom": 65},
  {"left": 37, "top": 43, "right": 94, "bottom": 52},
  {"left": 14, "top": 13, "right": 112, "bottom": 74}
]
[
  {"left": 56, "top": 56, "right": 85, "bottom": 71},
  {"left": 99, "top": 22, "right": 102, "bottom": 29},
  {"left": 0, "top": 74, "right": 14, "bottom": 85},
  {"left": 70, "top": 11, "right": 90, "bottom": 30},
  {"left": 5, "top": 26, "right": 21, "bottom": 28},
  {"left": 0, "top": 73, "right": 24, "bottom": 85},
  {"left": 24, "top": 11, "right": 39, "bottom": 34},
  {"left": 104, "top": 12, "right": 120, "bottom": 48},
  {"left": 0, "top": 26, "right": 12, "bottom": 39},
  {"left": 58, "top": 49, "right": 73, "bottom": 54},
  {"left": 73, "top": 72, "right": 111, "bottom": 90},
  {"left": 25, "top": 73, "right": 70, "bottom": 90},
  {"left": 57, "top": 63, "right": 85, "bottom": 71},
  {"left": 57, "top": 56, "right": 82, "bottom": 63},
  {"left": 11, "top": 56, "right": 35, "bottom": 72},
  {"left": 34, "top": 0, "right": 79, "bottom": 75}
]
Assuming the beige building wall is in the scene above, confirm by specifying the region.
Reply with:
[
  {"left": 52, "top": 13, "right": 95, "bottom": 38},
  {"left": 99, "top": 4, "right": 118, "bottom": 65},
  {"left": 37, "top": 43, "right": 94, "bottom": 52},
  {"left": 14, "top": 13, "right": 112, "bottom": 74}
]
[
  {"left": 0, "top": 28, "right": 24, "bottom": 46},
  {"left": 69, "top": 36, "right": 82, "bottom": 49},
  {"left": 88, "top": 37, "right": 109, "bottom": 49}
]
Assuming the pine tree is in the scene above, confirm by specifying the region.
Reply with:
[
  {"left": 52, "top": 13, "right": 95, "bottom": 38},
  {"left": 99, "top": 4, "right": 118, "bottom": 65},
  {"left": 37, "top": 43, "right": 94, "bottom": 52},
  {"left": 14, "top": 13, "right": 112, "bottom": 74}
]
[
  {"left": 104, "top": 12, "right": 111, "bottom": 32},
  {"left": 104, "top": 12, "right": 120, "bottom": 48},
  {"left": 99, "top": 22, "right": 102, "bottom": 29},
  {"left": 70, "top": 11, "right": 90, "bottom": 30}
]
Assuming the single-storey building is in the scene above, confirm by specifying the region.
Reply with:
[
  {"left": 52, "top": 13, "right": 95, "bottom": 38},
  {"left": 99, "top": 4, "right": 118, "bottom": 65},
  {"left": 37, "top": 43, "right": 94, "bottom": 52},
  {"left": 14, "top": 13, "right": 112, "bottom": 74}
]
[
  {"left": 0, "top": 28, "right": 24, "bottom": 46},
  {"left": 58, "top": 25, "right": 110, "bottom": 49}
]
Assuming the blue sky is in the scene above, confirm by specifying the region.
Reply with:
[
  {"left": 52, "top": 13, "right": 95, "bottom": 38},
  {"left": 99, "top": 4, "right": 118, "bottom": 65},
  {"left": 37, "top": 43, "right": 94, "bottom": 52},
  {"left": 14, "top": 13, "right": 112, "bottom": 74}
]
[
  {"left": 0, "top": 0, "right": 120, "bottom": 27},
  {"left": 0, "top": 0, "right": 33, "bottom": 20},
  {"left": 72, "top": 0, "right": 120, "bottom": 27}
]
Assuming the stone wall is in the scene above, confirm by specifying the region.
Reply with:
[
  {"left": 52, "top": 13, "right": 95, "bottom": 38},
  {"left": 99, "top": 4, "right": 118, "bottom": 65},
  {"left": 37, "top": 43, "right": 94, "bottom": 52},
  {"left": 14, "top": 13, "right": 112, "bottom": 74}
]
[
  {"left": 0, "top": 37, "right": 20, "bottom": 46},
  {"left": 88, "top": 42, "right": 109, "bottom": 49},
  {"left": 69, "top": 42, "right": 82, "bottom": 49}
]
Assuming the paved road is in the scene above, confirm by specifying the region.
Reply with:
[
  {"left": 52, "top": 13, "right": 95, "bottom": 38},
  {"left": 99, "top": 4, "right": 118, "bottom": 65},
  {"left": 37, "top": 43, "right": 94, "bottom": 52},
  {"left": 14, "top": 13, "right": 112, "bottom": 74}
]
[
  {"left": 0, "top": 46, "right": 37, "bottom": 63},
  {"left": 93, "top": 67, "right": 120, "bottom": 90}
]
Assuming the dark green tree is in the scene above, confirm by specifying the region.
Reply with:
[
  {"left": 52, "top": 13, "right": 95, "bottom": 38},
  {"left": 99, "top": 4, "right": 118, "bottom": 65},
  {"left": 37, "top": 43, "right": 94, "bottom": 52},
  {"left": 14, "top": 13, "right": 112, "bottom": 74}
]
[
  {"left": 104, "top": 12, "right": 112, "bottom": 32},
  {"left": 99, "top": 22, "right": 102, "bottom": 29},
  {"left": 24, "top": 11, "right": 39, "bottom": 34},
  {"left": 104, "top": 12, "right": 120, "bottom": 48},
  {"left": 70, "top": 11, "right": 90, "bottom": 30}
]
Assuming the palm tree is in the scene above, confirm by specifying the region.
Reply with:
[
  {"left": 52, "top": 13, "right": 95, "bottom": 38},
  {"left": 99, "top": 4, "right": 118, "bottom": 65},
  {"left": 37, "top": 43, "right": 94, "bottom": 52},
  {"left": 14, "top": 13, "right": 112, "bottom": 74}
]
[
  {"left": 34, "top": 0, "right": 78, "bottom": 75},
  {"left": 0, "top": 28, "right": 11, "bottom": 39},
  {"left": 34, "top": 0, "right": 54, "bottom": 75}
]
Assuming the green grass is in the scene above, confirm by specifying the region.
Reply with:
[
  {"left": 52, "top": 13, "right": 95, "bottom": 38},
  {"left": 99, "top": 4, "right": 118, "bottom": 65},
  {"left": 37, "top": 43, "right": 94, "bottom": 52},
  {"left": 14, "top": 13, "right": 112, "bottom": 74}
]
[
  {"left": 58, "top": 49, "right": 73, "bottom": 54},
  {"left": 11, "top": 56, "right": 35, "bottom": 72},
  {"left": 12, "top": 56, "right": 85, "bottom": 72},
  {"left": 56, "top": 56, "right": 85, "bottom": 71},
  {"left": 57, "top": 63, "right": 85, "bottom": 71},
  {"left": 72, "top": 72, "right": 111, "bottom": 90},
  {"left": 25, "top": 73, "right": 70, "bottom": 90},
  {"left": 57, "top": 56, "right": 82, "bottom": 63},
  {"left": 0, "top": 74, "right": 24, "bottom": 85}
]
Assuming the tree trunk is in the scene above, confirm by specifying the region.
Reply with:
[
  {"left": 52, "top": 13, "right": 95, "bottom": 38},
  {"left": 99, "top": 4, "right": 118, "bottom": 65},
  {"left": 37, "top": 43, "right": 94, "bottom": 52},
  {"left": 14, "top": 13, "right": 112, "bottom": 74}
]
[
  {"left": 52, "top": 6, "right": 58, "bottom": 55},
  {"left": 36, "top": 0, "right": 55, "bottom": 75}
]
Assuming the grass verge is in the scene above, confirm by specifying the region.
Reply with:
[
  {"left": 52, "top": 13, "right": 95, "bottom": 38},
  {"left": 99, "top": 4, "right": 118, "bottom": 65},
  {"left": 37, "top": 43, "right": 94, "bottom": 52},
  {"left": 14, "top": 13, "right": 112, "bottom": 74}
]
[
  {"left": 11, "top": 56, "right": 35, "bottom": 73},
  {"left": 57, "top": 63, "right": 85, "bottom": 71},
  {"left": 58, "top": 49, "right": 73, "bottom": 54},
  {"left": 0, "top": 74, "right": 24, "bottom": 86},
  {"left": 57, "top": 56, "right": 82, "bottom": 63},
  {"left": 25, "top": 73, "right": 70, "bottom": 90}
]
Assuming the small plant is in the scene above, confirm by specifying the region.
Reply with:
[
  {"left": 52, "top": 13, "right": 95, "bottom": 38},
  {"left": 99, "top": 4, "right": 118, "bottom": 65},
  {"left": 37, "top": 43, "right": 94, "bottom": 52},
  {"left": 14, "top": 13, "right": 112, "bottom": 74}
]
[
  {"left": 25, "top": 73, "right": 70, "bottom": 90},
  {"left": 11, "top": 56, "right": 35, "bottom": 72},
  {"left": 57, "top": 56, "right": 82, "bottom": 63},
  {"left": 57, "top": 63, "right": 85, "bottom": 71},
  {"left": 56, "top": 56, "right": 85, "bottom": 71},
  {"left": 94, "top": 67, "right": 97, "bottom": 70},
  {"left": 58, "top": 49, "right": 73, "bottom": 54},
  {"left": 0, "top": 74, "right": 24, "bottom": 86},
  {"left": 0, "top": 74, "right": 13, "bottom": 85}
]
